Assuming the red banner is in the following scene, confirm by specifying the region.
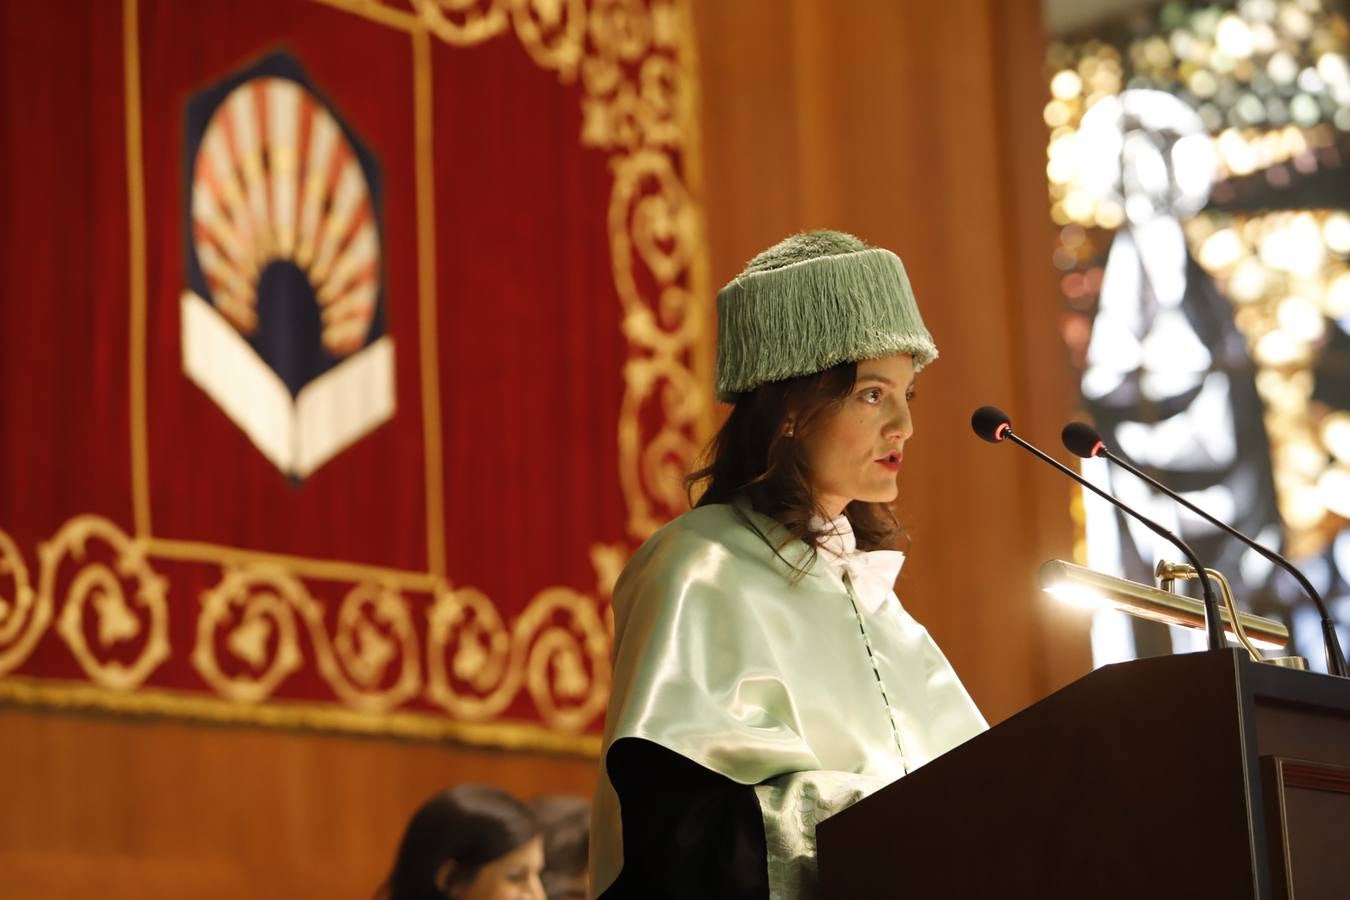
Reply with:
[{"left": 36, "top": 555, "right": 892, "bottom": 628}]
[{"left": 0, "top": 0, "right": 710, "bottom": 752}]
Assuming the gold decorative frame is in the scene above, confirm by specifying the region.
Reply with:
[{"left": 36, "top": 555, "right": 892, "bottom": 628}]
[{"left": 0, "top": 0, "right": 712, "bottom": 755}]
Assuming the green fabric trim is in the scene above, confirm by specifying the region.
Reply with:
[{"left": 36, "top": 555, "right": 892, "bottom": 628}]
[{"left": 715, "top": 246, "right": 937, "bottom": 402}]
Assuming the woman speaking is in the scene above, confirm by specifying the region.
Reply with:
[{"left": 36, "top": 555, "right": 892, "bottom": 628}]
[{"left": 590, "top": 230, "right": 987, "bottom": 898}]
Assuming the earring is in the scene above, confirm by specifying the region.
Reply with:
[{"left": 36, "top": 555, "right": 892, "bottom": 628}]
[{"left": 785, "top": 424, "right": 795, "bottom": 438}]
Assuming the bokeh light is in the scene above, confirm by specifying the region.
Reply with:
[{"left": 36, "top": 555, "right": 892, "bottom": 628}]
[{"left": 1047, "top": 0, "right": 1350, "bottom": 667}]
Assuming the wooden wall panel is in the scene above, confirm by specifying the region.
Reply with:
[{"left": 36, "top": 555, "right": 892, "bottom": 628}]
[{"left": 0, "top": 707, "right": 596, "bottom": 899}]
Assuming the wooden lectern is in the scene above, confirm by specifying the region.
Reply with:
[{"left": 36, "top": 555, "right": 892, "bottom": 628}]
[{"left": 816, "top": 649, "right": 1350, "bottom": 898}]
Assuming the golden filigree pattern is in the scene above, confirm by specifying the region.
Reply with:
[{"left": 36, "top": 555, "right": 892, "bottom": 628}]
[
  {"left": 7, "top": 526, "right": 618, "bottom": 736},
  {"left": 588, "top": 542, "right": 627, "bottom": 599},
  {"left": 426, "top": 579, "right": 610, "bottom": 732},
  {"left": 511, "top": 0, "right": 587, "bottom": 80},
  {"left": 406, "top": 0, "right": 684, "bottom": 151},
  {"left": 0, "top": 527, "right": 43, "bottom": 676},
  {"left": 195, "top": 567, "right": 425, "bottom": 712},
  {"left": 317, "top": 582, "right": 422, "bottom": 711},
  {"left": 610, "top": 148, "right": 705, "bottom": 538},
  {"left": 411, "top": 0, "right": 509, "bottom": 46},
  {"left": 577, "top": 3, "right": 681, "bottom": 152},
  {"left": 520, "top": 586, "right": 609, "bottom": 732},
  {"left": 426, "top": 582, "right": 521, "bottom": 720},
  {"left": 42, "top": 516, "right": 169, "bottom": 691},
  {"left": 193, "top": 565, "right": 309, "bottom": 703},
  {"left": 637, "top": 55, "right": 681, "bottom": 146},
  {"left": 618, "top": 360, "right": 704, "bottom": 535},
  {"left": 588, "top": 0, "right": 651, "bottom": 64}
]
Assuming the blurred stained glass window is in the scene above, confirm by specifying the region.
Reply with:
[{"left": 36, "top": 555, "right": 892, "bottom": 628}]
[{"left": 1046, "top": 0, "right": 1350, "bottom": 668}]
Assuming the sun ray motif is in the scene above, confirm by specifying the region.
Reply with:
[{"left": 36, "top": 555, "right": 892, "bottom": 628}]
[{"left": 190, "top": 76, "right": 380, "bottom": 357}]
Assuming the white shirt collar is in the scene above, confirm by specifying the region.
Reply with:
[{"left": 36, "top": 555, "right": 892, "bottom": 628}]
[{"left": 811, "top": 514, "right": 906, "bottom": 614}]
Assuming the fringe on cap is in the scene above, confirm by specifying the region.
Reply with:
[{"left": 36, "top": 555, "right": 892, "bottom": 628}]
[{"left": 715, "top": 230, "right": 937, "bottom": 402}]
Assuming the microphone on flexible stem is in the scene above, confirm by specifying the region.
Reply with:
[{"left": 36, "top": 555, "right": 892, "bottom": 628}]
[
  {"left": 1062, "top": 420, "right": 1349, "bottom": 678},
  {"left": 971, "top": 406, "right": 1228, "bottom": 652}
]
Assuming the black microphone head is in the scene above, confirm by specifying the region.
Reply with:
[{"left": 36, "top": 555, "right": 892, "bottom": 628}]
[
  {"left": 1062, "top": 421, "right": 1106, "bottom": 458},
  {"left": 971, "top": 406, "right": 1012, "bottom": 443}
]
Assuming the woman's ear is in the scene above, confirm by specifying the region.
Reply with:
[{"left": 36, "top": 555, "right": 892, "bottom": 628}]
[
  {"left": 783, "top": 417, "right": 796, "bottom": 438},
  {"left": 434, "top": 860, "right": 459, "bottom": 898}
]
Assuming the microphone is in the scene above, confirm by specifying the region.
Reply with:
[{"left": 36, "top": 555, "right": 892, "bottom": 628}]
[
  {"left": 1063, "top": 420, "right": 1349, "bottom": 677},
  {"left": 971, "top": 406, "right": 1227, "bottom": 651}
]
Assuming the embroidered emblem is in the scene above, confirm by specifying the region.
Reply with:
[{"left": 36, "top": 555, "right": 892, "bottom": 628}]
[{"left": 181, "top": 51, "right": 393, "bottom": 480}]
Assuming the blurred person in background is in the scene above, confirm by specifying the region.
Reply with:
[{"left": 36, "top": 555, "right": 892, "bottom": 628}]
[
  {"left": 378, "top": 783, "right": 545, "bottom": 900},
  {"left": 530, "top": 795, "right": 590, "bottom": 900}
]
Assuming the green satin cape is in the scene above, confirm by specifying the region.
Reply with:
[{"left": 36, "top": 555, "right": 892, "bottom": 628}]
[{"left": 590, "top": 501, "right": 987, "bottom": 897}]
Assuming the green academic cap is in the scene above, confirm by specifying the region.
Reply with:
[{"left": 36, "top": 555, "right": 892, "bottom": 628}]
[{"left": 714, "top": 230, "right": 938, "bottom": 402}]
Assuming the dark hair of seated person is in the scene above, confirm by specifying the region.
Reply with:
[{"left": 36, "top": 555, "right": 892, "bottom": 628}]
[
  {"left": 530, "top": 794, "right": 590, "bottom": 900},
  {"left": 377, "top": 783, "right": 540, "bottom": 900}
]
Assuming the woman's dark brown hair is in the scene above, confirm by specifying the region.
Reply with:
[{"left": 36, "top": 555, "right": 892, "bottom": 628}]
[
  {"left": 530, "top": 794, "right": 590, "bottom": 899},
  {"left": 377, "top": 784, "right": 539, "bottom": 900},
  {"left": 685, "top": 360, "right": 900, "bottom": 571}
]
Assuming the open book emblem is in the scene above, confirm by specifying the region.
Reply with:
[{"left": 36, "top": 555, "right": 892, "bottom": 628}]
[{"left": 180, "top": 52, "right": 394, "bottom": 481}]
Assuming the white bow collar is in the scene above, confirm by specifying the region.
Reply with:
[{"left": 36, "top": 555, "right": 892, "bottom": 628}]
[{"left": 812, "top": 514, "right": 905, "bottom": 614}]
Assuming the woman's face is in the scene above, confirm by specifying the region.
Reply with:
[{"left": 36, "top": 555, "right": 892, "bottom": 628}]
[
  {"left": 798, "top": 353, "right": 916, "bottom": 519},
  {"left": 452, "top": 836, "right": 546, "bottom": 900}
]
